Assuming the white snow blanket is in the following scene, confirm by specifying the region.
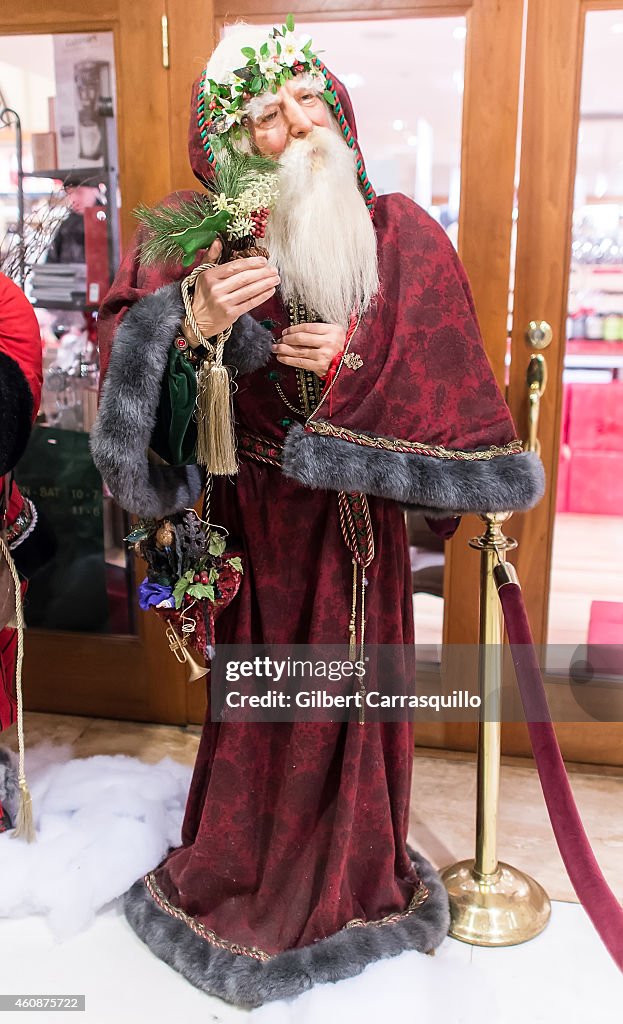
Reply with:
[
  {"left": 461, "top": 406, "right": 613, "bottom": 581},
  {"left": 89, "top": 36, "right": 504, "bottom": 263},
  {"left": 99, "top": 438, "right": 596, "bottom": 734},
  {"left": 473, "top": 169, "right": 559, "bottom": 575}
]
[{"left": 0, "top": 744, "right": 192, "bottom": 939}]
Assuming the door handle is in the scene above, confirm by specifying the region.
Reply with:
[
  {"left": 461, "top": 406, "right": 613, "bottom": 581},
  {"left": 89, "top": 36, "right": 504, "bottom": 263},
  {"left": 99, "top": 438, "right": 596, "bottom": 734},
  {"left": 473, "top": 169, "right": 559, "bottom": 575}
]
[{"left": 525, "top": 353, "right": 547, "bottom": 455}]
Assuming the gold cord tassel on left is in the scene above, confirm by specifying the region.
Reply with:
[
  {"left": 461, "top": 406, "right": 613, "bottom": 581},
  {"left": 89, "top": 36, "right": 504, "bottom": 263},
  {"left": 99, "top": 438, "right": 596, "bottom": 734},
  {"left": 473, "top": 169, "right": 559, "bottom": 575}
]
[
  {"left": 182, "top": 265, "right": 238, "bottom": 476},
  {"left": 196, "top": 331, "right": 237, "bottom": 475},
  {"left": 0, "top": 534, "right": 36, "bottom": 843}
]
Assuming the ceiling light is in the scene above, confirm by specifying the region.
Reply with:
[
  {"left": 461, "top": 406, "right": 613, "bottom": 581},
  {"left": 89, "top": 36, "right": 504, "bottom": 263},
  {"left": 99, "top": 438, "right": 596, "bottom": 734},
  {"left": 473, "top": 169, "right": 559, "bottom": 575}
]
[
  {"left": 392, "top": 119, "right": 405, "bottom": 131},
  {"left": 453, "top": 25, "right": 467, "bottom": 40}
]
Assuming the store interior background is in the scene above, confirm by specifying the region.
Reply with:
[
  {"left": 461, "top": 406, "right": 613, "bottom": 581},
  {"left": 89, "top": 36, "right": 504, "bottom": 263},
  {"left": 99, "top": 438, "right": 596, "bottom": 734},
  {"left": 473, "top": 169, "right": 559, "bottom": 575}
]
[{"left": 0, "top": 12, "right": 621, "bottom": 684}]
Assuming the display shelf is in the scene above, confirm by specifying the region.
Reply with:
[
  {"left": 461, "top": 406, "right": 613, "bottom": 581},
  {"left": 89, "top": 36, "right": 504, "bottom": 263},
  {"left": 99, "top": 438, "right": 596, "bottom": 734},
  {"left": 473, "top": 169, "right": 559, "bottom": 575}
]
[
  {"left": 22, "top": 167, "right": 107, "bottom": 186},
  {"left": 31, "top": 297, "right": 96, "bottom": 312}
]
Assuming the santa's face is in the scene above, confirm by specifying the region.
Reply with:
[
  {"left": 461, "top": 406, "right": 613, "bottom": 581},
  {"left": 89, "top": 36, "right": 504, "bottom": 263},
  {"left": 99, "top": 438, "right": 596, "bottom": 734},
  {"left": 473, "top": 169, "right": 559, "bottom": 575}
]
[{"left": 246, "top": 78, "right": 331, "bottom": 158}]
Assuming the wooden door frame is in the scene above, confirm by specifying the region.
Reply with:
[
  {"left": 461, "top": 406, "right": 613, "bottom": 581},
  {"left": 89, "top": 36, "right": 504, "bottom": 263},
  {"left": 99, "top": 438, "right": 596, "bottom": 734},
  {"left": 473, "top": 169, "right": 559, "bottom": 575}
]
[{"left": 1, "top": 0, "right": 215, "bottom": 724}]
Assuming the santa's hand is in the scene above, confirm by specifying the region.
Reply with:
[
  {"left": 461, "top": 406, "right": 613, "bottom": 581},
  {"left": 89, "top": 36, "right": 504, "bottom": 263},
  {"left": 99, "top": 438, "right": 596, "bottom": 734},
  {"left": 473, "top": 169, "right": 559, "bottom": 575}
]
[
  {"left": 190, "top": 254, "right": 280, "bottom": 337},
  {"left": 272, "top": 323, "right": 346, "bottom": 377}
]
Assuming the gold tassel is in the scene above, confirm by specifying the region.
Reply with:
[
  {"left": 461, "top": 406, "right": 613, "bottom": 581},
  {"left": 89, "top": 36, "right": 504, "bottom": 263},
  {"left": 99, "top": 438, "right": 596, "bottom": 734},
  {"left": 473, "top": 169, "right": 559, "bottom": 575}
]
[
  {"left": 13, "top": 777, "right": 35, "bottom": 843},
  {"left": 195, "top": 333, "right": 237, "bottom": 475},
  {"left": 0, "top": 535, "right": 36, "bottom": 843},
  {"left": 348, "top": 558, "right": 358, "bottom": 660},
  {"left": 358, "top": 569, "right": 367, "bottom": 725}
]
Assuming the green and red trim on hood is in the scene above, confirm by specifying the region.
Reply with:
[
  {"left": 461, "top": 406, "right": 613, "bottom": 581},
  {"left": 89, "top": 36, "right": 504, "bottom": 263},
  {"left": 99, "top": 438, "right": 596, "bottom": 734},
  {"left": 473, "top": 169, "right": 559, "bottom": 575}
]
[{"left": 190, "top": 59, "right": 377, "bottom": 216}]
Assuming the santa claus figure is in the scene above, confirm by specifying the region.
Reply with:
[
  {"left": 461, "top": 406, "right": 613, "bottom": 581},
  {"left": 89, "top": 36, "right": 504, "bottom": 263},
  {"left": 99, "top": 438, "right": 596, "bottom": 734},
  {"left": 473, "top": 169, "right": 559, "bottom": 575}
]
[
  {"left": 92, "top": 20, "right": 544, "bottom": 1008},
  {"left": 0, "top": 272, "right": 44, "bottom": 831}
]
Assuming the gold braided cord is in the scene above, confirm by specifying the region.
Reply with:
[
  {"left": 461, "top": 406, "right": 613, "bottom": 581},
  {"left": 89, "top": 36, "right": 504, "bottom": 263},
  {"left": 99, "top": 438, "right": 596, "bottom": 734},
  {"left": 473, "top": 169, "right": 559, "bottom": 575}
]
[
  {"left": 144, "top": 870, "right": 430, "bottom": 959},
  {"left": 0, "top": 535, "right": 35, "bottom": 842},
  {"left": 308, "top": 420, "right": 524, "bottom": 461},
  {"left": 145, "top": 872, "right": 271, "bottom": 961},
  {"left": 180, "top": 262, "right": 217, "bottom": 353},
  {"left": 345, "top": 882, "right": 430, "bottom": 929}
]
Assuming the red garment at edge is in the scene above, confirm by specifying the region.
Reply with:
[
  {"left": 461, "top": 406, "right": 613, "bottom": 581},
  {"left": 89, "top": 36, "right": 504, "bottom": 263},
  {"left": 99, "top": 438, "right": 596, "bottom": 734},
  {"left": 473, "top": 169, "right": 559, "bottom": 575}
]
[
  {"left": 97, "top": 76, "right": 524, "bottom": 956},
  {"left": 0, "top": 273, "right": 42, "bottom": 730}
]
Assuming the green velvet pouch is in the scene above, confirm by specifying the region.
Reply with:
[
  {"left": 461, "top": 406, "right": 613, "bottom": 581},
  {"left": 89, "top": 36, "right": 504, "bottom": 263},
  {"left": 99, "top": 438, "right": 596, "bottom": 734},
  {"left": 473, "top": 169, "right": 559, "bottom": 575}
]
[{"left": 150, "top": 344, "right": 198, "bottom": 466}]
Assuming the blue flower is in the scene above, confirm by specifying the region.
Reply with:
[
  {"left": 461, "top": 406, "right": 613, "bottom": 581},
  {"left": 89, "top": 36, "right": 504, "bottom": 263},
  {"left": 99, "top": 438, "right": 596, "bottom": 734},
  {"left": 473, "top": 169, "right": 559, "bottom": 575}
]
[{"left": 138, "top": 578, "right": 174, "bottom": 611}]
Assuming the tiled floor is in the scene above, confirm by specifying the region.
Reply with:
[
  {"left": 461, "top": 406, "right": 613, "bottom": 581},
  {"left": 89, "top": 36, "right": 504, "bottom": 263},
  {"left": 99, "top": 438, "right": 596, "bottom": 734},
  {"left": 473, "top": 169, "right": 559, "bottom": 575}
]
[
  {"left": 3, "top": 712, "right": 621, "bottom": 903},
  {"left": 0, "top": 713, "right": 621, "bottom": 1022}
]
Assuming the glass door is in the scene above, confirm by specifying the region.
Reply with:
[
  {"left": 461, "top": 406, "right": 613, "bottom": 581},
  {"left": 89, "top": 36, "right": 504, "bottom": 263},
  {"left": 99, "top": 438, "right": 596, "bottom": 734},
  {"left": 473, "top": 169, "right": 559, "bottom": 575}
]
[
  {"left": 505, "top": 0, "right": 623, "bottom": 764},
  {"left": 0, "top": 0, "right": 205, "bottom": 725}
]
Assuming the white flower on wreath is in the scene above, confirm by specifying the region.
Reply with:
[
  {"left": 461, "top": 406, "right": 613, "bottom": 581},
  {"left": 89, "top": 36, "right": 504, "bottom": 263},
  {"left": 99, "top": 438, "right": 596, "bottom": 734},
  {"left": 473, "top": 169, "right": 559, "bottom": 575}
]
[
  {"left": 257, "top": 57, "right": 278, "bottom": 81},
  {"left": 280, "top": 34, "right": 308, "bottom": 67}
]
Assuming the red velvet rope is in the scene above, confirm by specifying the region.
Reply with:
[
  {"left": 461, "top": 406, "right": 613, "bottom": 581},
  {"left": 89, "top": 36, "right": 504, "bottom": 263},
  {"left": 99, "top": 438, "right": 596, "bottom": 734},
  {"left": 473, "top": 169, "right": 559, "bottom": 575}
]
[{"left": 498, "top": 581, "right": 623, "bottom": 971}]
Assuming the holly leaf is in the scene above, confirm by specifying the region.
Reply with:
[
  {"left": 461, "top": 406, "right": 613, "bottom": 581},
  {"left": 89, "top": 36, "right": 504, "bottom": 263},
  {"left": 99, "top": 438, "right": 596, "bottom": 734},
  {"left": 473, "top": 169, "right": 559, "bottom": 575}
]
[
  {"left": 171, "top": 209, "right": 230, "bottom": 267},
  {"left": 286, "top": 13, "right": 295, "bottom": 32},
  {"left": 173, "top": 577, "right": 190, "bottom": 609},
  {"left": 227, "top": 557, "right": 243, "bottom": 573},
  {"left": 208, "top": 533, "right": 227, "bottom": 557},
  {"left": 208, "top": 568, "right": 219, "bottom": 583},
  {"left": 323, "top": 89, "right": 337, "bottom": 107},
  {"left": 187, "top": 583, "right": 215, "bottom": 601}
]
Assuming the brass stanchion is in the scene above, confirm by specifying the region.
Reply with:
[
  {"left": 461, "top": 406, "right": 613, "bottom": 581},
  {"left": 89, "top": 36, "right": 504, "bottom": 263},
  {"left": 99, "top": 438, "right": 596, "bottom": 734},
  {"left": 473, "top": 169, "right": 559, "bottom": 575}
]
[{"left": 440, "top": 512, "right": 551, "bottom": 945}]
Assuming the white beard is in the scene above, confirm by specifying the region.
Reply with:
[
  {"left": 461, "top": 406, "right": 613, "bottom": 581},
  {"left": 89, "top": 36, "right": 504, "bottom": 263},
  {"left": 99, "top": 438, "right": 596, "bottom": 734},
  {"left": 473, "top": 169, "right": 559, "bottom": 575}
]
[{"left": 263, "top": 125, "right": 379, "bottom": 328}]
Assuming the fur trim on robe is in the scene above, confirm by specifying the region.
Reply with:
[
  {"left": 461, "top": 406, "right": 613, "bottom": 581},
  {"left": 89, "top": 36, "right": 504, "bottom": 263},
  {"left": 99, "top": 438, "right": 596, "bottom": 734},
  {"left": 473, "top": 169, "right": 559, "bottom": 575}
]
[
  {"left": 282, "top": 421, "right": 545, "bottom": 516},
  {"left": 124, "top": 847, "right": 450, "bottom": 1009},
  {"left": 90, "top": 282, "right": 274, "bottom": 518}
]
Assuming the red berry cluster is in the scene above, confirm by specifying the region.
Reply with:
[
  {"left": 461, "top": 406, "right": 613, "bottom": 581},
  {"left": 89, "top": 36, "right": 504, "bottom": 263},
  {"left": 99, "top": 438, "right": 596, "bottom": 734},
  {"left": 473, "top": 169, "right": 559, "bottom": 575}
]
[
  {"left": 250, "top": 207, "right": 270, "bottom": 239},
  {"left": 193, "top": 571, "right": 210, "bottom": 584}
]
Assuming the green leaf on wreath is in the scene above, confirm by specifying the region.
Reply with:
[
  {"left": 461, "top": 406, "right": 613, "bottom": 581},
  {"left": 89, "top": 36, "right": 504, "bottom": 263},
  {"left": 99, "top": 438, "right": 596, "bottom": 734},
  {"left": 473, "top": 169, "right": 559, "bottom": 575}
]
[
  {"left": 208, "top": 533, "right": 227, "bottom": 557},
  {"left": 241, "top": 47, "right": 256, "bottom": 59},
  {"left": 187, "top": 583, "right": 215, "bottom": 601},
  {"left": 173, "top": 577, "right": 190, "bottom": 609},
  {"left": 286, "top": 13, "right": 295, "bottom": 32}
]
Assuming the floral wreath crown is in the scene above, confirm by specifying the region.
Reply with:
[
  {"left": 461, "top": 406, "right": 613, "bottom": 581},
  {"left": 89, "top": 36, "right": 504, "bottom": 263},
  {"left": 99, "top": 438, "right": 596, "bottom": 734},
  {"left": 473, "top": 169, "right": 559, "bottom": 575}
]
[{"left": 203, "top": 14, "right": 335, "bottom": 137}]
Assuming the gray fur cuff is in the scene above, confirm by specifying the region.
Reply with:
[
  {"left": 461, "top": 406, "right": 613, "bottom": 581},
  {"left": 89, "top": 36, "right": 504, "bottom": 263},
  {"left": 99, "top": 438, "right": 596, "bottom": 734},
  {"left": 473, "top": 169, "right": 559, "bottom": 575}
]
[
  {"left": 282, "top": 423, "right": 545, "bottom": 515},
  {"left": 91, "top": 283, "right": 202, "bottom": 517},
  {"left": 0, "top": 747, "right": 19, "bottom": 820},
  {"left": 124, "top": 849, "right": 449, "bottom": 1009},
  {"left": 90, "top": 283, "right": 273, "bottom": 518}
]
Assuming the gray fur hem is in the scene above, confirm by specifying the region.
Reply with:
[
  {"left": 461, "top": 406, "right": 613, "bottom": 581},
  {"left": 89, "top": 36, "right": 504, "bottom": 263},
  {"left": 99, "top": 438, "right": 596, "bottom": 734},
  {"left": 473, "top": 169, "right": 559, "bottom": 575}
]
[
  {"left": 0, "top": 747, "right": 19, "bottom": 818},
  {"left": 282, "top": 423, "right": 545, "bottom": 514},
  {"left": 90, "top": 283, "right": 273, "bottom": 517},
  {"left": 123, "top": 849, "right": 449, "bottom": 1009}
]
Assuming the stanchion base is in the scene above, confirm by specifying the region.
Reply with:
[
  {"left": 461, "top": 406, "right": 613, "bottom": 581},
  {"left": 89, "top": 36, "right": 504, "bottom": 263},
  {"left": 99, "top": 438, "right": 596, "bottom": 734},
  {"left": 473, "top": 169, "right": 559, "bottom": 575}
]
[{"left": 440, "top": 859, "right": 551, "bottom": 946}]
